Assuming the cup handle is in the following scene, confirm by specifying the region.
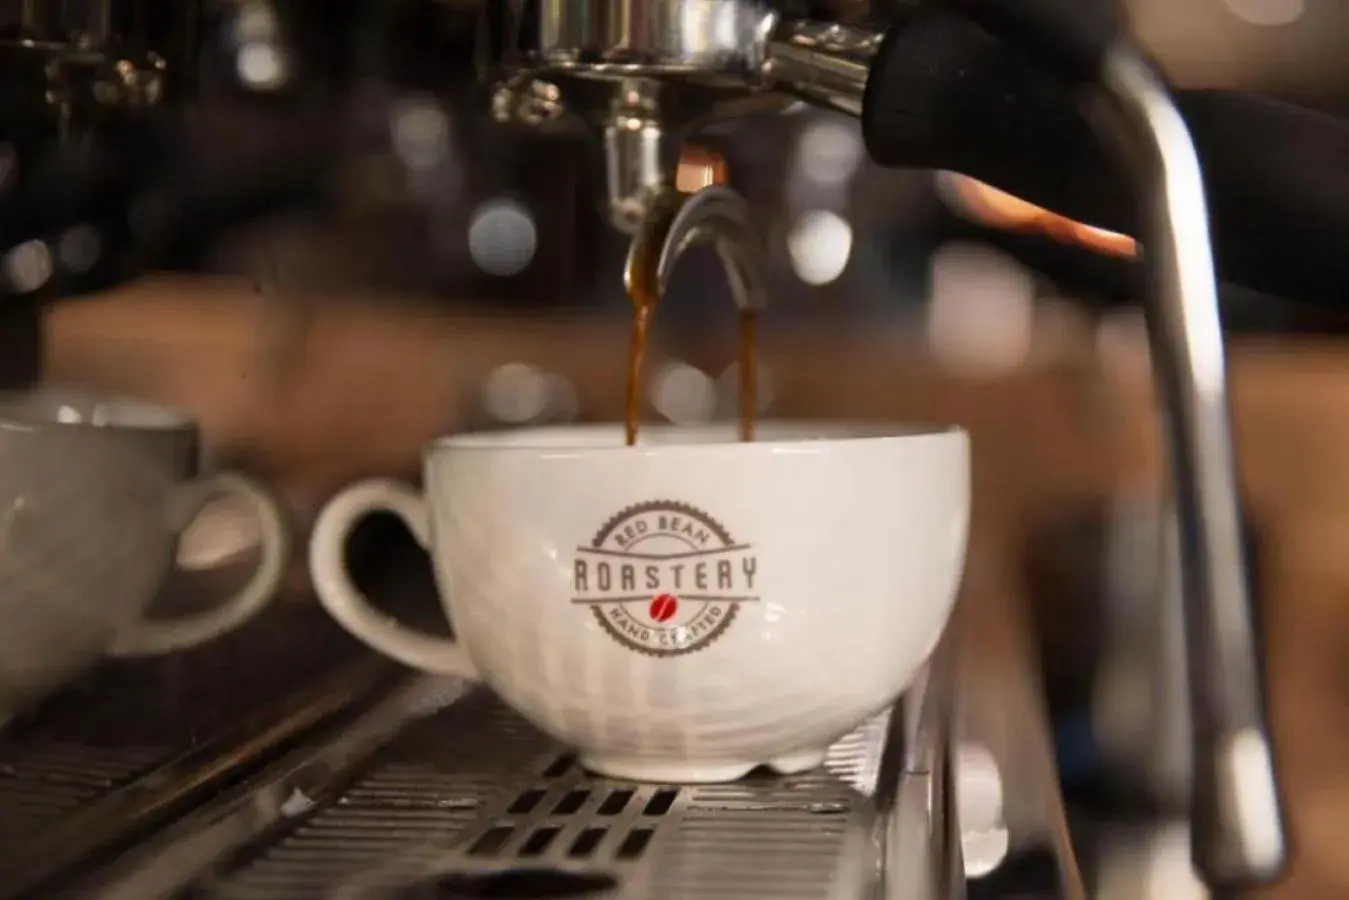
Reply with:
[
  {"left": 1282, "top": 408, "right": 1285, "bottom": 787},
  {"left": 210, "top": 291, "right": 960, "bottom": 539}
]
[
  {"left": 308, "top": 479, "right": 478, "bottom": 679},
  {"left": 110, "top": 472, "right": 291, "bottom": 657}
]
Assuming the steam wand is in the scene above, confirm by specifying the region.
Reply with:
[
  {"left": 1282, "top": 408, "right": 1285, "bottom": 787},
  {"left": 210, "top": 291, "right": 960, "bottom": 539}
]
[{"left": 858, "top": 12, "right": 1289, "bottom": 889}]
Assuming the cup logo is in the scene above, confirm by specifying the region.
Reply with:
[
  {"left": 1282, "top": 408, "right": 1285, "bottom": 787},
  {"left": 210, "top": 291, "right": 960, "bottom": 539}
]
[{"left": 572, "top": 501, "right": 758, "bottom": 656}]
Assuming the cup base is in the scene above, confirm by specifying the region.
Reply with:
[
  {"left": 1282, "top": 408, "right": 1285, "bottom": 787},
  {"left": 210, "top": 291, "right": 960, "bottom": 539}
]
[{"left": 580, "top": 748, "right": 829, "bottom": 784}]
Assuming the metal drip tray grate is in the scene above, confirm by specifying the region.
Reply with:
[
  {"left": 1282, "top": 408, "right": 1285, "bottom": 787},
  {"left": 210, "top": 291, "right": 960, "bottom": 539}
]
[
  {"left": 0, "top": 742, "right": 165, "bottom": 842},
  {"left": 0, "top": 600, "right": 401, "bottom": 900},
  {"left": 200, "top": 690, "right": 894, "bottom": 900}
]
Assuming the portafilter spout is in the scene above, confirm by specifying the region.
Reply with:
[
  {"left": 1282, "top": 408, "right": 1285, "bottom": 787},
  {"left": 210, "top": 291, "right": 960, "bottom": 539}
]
[{"left": 480, "top": 0, "right": 1289, "bottom": 889}]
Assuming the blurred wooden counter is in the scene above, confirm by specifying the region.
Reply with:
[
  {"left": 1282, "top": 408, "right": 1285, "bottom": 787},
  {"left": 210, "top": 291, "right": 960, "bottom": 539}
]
[{"left": 40, "top": 278, "right": 1349, "bottom": 898}]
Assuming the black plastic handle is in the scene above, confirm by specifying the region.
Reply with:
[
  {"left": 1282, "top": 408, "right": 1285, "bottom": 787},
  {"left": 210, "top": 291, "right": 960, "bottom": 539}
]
[
  {"left": 862, "top": 7, "right": 1349, "bottom": 311},
  {"left": 947, "top": 0, "right": 1123, "bottom": 81}
]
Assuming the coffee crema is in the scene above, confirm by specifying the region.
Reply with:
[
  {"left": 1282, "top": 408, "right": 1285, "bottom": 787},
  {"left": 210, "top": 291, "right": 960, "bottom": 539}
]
[{"left": 624, "top": 191, "right": 760, "bottom": 446}]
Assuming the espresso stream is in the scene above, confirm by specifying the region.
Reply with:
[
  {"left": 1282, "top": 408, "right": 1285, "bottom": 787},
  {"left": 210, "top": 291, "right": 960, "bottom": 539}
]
[
  {"left": 624, "top": 298, "right": 758, "bottom": 446},
  {"left": 624, "top": 173, "right": 759, "bottom": 446}
]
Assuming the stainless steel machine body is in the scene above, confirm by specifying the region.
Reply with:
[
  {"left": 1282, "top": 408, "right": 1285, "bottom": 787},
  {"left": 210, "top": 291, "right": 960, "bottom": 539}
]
[{"left": 482, "top": 0, "right": 1285, "bottom": 891}]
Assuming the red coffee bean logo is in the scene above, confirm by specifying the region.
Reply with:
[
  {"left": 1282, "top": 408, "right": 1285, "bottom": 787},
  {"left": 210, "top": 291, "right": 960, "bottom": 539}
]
[{"left": 649, "top": 593, "right": 679, "bottom": 623}]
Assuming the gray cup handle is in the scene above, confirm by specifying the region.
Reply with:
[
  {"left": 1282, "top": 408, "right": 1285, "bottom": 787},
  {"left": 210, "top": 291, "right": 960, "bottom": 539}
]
[{"left": 109, "top": 472, "right": 291, "bottom": 657}]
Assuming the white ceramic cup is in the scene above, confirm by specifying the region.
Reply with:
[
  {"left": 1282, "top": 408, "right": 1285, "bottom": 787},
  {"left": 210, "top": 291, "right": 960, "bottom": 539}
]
[
  {"left": 0, "top": 389, "right": 291, "bottom": 724},
  {"left": 309, "top": 422, "right": 970, "bottom": 783}
]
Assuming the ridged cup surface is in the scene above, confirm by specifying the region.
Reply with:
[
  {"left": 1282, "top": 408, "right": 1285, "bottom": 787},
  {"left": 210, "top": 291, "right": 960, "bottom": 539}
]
[{"left": 426, "top": 422, "right": 969, "bottom": 781}]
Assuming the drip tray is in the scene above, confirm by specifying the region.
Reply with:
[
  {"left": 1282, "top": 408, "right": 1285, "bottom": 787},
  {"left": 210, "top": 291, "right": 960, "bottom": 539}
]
[
  {"left": 0, "top": 741, "right": 166, "bottom": 845},
  {"left": 129, "top": 687, "right": 898, "bottom": 900},
  {"left": 0, "top": 600, "right": 393, "bottom": 900}
]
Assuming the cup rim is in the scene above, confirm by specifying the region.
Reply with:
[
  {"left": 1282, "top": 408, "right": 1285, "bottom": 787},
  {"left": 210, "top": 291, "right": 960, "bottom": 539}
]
[
  {"left": 0, "top": 387, "right": 196, "bottom": 433},
  {"left": 429, "top": 420, "right": 966, "bottom": 456}
]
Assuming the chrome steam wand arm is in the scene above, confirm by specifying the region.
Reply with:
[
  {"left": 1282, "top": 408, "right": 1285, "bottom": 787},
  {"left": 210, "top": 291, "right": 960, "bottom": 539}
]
[
  {"left": 768, "top": 7, "right": 1288, "bottom": 889},
  {"left": 1097, "top": 49, "right": 1285, "bottom": 888}
]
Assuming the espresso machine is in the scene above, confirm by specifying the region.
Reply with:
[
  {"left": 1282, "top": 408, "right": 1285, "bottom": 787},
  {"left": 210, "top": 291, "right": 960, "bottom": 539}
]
[{"left": 3, "top": 0, "right": 1347, "bottom": 896}]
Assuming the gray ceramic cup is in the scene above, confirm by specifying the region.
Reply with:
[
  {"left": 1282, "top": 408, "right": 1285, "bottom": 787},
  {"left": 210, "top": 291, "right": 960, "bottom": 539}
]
[{"left": 0, "top": 389, "right": 290, "bottom": 723}]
